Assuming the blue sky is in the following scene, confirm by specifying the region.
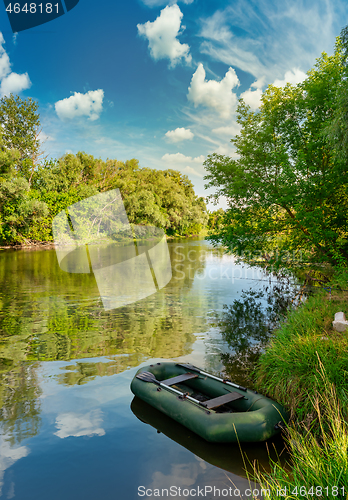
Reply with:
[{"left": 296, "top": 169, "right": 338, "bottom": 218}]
[{"left": 0, "top": 0, "right": 347, "bottom": 208}]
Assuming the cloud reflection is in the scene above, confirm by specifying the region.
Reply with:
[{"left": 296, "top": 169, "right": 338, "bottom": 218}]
[
  {"left": 54, "top": 410, "right": 105, "bottom": 439},
  {"left": 0, "top": 435, "right": 29, "bottom": 496}
]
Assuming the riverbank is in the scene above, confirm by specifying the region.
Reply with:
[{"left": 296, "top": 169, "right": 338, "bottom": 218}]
[
  {"left": 0, "top": 240, "right": 55, "bottom": 250},
  {"left": 252, "top": 271, "right": 348, "bottom": 497},
  {"left": 0, "top": 230, "right": 209, "bottom": 249}
]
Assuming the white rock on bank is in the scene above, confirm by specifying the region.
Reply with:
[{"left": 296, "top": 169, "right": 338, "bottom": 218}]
[{"left": 332, "top": 312, "right": 348, "bottom": 332}]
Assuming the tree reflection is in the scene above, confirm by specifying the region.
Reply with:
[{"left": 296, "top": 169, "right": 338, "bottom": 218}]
[
  {"left": 0, "top": 242, "right": 209, "bottom": 364},
  {"left": 219, "top": 280, "right": 298, "bottom": 388},
  {"left": 0, "top": 361, "right": 41, "bottom": 446}
]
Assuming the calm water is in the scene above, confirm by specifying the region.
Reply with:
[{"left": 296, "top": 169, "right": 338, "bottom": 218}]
[{"left": 0, "top": 239, "right": 287, "bottom": 500}]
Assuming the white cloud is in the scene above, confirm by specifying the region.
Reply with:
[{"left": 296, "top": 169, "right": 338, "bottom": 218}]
[
  {"left": 137, "top": 5, "right": 192, "bottom": 68},
  {"left": 0, "top": 32, "right": 31, "bottom": 97},
  {"left": 188, "top": 0, "right": 344, "bottom": 145},
  {"left": 193, "top": 154, "right": 205, "bottom": 163},
  {"left": 239, "top": 87, "right": 263, "bottom": 110},
  {"left": 187, "top": 63, "right": 240, "bottom": 118},
  {"left": 198, "top": 7, "right": 265, "bottom": 80},
  {"left": 0, "top": 35, "right": 10, "bottom": 79},
  {"left": 199, "top": 10, "right": 234, "bottom": 45},
  {"left": 162, "top": 153, "right": 205, "bottom": 178},
  {"left": 272, "top": 68, "right": 307, "bottom": 88},
  {"left": 182, "top": 166, "right": 203, "bottom": 177},
  {"left": 214, "top": 143, "right": 239, "bottom": 156},
  {"left": 197, "top": 0, "right": 344, "bottom": 86},
  {"left": 0, "top": 72, "right": 31, "bottom": 97},
  {"left": 251, "top": 77, "right": 266, "bottom": 89},
  {"left": 173, "top": 106, "right": 241, "bottom": 164},
  {"left": 162, "top": 152, "right": 204, "bottom": 163},
  {"left": 212, "top": 124, "right": 241, "bottom": 137},
  {"left": 55, "top": 89, "right": 104, "bottom": 121},
  {"left": 164, "top": 127, "right": 194, "bottom": 142},
  {"left": 55, "top": 410, "right": 105, "bottom": 439}
]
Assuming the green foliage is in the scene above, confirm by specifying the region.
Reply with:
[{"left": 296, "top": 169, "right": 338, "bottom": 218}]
[
  {"left": 0, "top": 96, "right": 47, "bottom": 244},
  {"left": 0, "top": 94, "right": 41, "bottom": 180},
  {"left": 31, "top": 153, "right": 208, "bottom": 239},
  {"left": 207, "top": 208, "right": 225, "bottom": 231},
  {"left": 205, "top": 37, "right": 348, "bottom": 268},
  {"left": 32, "top": 153, "right": 106, "bottom": 193},
  {"left": 0, "top": 92, "right": 207, "bottom": 244},
  {"left": 0, "top": 135, "right": 20, "bottom": 179},
  {"left": 27, "top": 186, "right": 98, "bottom": 242},
  {"left": 0, "top": 128, "right": 48, "bottom": 244},
  {"left": 0, "top": 177, "right": 48, "bottom": 244},
  {"left": 323, "top": 27, "right": 348, "bottom": 168}
]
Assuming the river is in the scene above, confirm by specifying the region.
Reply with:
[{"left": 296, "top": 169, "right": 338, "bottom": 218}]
[{"left": 0, "top": 238, "right": 289, "bottom": 499}]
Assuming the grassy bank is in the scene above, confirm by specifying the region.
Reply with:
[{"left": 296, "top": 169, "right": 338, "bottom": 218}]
[
  {"left": 251, "top": 273, "right": 348, "bottom": 498},
  {"left": 255, "top": 285, "right": 348, "bottom": 426},
  {"left": 252, "top": 376, "right": 348, "bottom": 499}
]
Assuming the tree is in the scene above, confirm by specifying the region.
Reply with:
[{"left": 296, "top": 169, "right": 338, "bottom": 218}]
[
  {"left": 204, "top": 37, "right": 348, "bottom": 268},
  {"left": 0, "top": 129, "right": 48, "bottom": 245},
  {"left": 0, "top": 94, "right": 41, "bottom": 182},
  {"left": 339, "top": 24, "right": 348, "bottom": 64},
  {"left": 208, "top": 208, "right": 225, "bottom": 230},
  {"left": 323, "top": 25, "right": 348, "bottom": 165},
  {"left": 29, "top": 152, "right": 208, "bottom": 241},
  {"left": 0, "top": 176, "right": 48, "bottom": 244},
  {"left": 0, "top": 130, "right": 20, "bottom": 178}
]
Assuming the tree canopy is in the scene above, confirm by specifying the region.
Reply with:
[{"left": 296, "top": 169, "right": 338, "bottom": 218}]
[
  {"left": 0, "top": 94, "right": 41, "bottom": 182},
  {"left": 0, "top": 127, "right": 48, "bottom": 244},
  {"left": 30, "top": 153, "right": 208, "bottom": 241},
  {"left": 204, "top": 30, "right": 348, "bottom": 268}
]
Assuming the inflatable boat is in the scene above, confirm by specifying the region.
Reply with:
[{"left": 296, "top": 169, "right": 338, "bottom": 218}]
[{"left": 130, "top": 362, "right": 288, "bottom": 443}]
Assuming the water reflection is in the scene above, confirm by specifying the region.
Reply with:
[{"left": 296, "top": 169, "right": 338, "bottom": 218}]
[
  {"left": 219, "top": 281, "right": 298, "bottom": 388},
  {"left": 0, "top": 242, "right": 209, "bottom": 364},
  {"left": 54, "top": 410, "right": 105, "bottom": 438},
  {"left": 0, "top": 361, "right": 267, "bottom": 500},
  {"left": 131, "top": 397, "right": 287, "bottom": 478},
  {"left": 0, "top": 362, "right": 41, "bottom": 446}
]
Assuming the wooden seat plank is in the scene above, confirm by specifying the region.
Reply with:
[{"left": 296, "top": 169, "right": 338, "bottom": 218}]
[
  {"left": 203, "top": 391, "right": 244, "bottom": 409},
  {"left": 162, "top": 373, "right": 198, "bottom": 386}
]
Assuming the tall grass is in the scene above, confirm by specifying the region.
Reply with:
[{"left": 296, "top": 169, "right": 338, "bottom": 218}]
[{"left": 252, "top": 364, "right": 348, "bottom": 499}]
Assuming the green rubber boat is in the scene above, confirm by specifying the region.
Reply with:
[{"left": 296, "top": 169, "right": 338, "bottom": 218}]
[{"left": 131, "top": 362, "right": 289, "bottom": 443}]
